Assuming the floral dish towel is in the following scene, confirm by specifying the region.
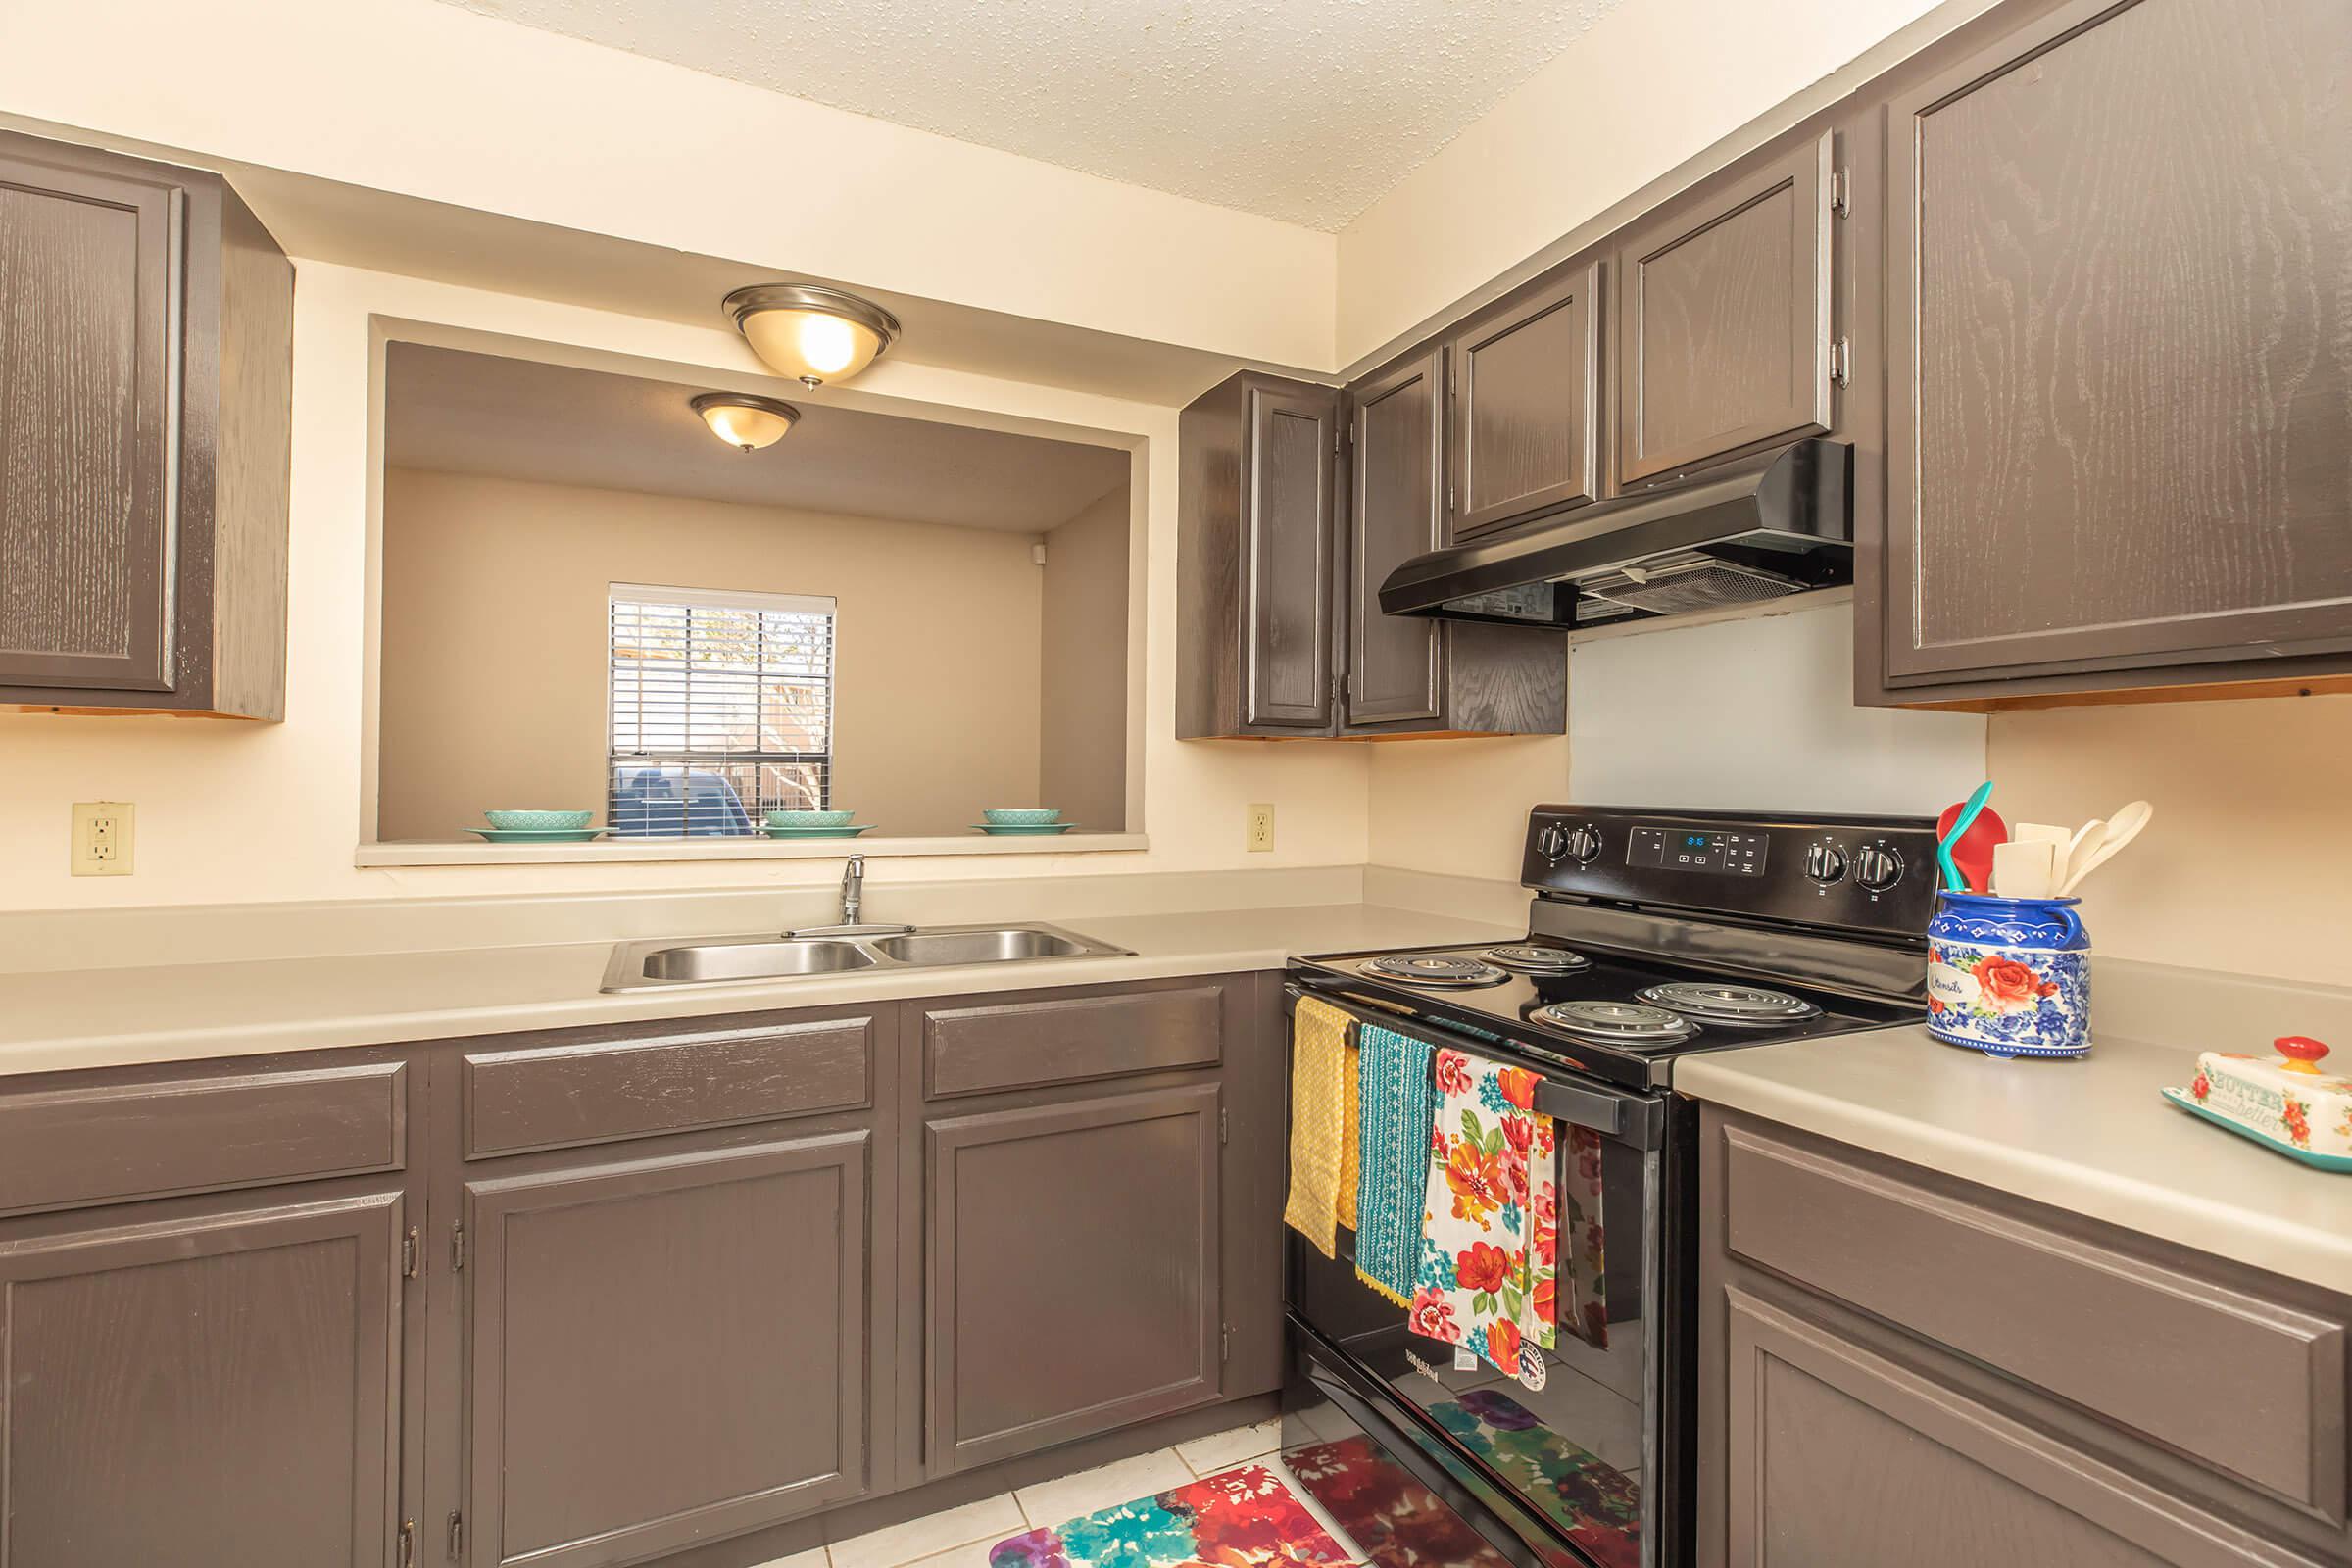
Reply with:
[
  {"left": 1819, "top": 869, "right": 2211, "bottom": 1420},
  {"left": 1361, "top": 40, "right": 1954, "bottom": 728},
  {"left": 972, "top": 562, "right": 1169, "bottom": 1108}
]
[{"left": 1407, "top": 1048, "right": 1557, "bottom": 1378}]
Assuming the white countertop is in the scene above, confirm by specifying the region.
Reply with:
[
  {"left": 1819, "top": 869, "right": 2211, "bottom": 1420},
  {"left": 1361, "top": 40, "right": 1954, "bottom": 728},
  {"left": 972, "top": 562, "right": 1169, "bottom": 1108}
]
[
  {"left": 0, "top": 902, "right": 1520, "bottom": 1077},
  {"left": 1677, "top": 1024, "right": 2352, "bottom": 1296}
]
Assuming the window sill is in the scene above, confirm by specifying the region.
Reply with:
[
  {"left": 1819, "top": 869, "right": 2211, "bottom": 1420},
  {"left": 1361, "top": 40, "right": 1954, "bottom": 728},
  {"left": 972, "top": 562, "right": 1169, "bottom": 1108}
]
[{"left": 356, "top": 833, "right": 1150, "bottom": 868}]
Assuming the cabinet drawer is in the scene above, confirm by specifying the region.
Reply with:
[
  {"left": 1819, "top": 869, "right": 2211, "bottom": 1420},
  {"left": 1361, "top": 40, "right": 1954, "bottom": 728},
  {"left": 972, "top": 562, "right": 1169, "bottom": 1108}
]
[
  {"left": 1721, "top": 1123, "right": 2349, "bottom": 1514},
  {"left": 464, "top": 1014, "right": 875, "bottom": 1157},
  {"left": 921, "top": 984, "right": 1225, "bottom": 1099},
  {"left": 0, "top": 1059, "right": 406, "bottom": 1215}
]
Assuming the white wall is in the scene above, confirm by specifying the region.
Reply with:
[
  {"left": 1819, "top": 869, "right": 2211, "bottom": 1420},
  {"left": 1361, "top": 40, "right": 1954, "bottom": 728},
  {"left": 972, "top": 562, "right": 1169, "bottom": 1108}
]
[
  {"left": 1368, "top": 602, "right": 1987, "bottom": 881},
  {"left": 0, "top": 262, "right": 1368, "bottom": 911},
  {"left": 1565, "top": 603, "right": 1985, "bottom": 811}
]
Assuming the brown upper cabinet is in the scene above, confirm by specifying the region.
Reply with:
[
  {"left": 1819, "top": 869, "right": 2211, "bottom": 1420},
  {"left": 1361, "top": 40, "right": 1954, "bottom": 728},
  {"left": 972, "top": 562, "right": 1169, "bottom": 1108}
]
[
  {"left": 1861, "top": 0, "right": 2352, "bottom": 707},
  {"left": 1444, "top": 259, "right": 1603, "bottom": 541},
  {"left": 0, "top": 129, "right": 292, "bottom": 720},
  {"left": 1615, "top": 130, "right": 1837, "bottom": 487},
  {"left": 1346, "top": 349, "right": 1446, "bottom": 726},
  {"left": 1179, "top": 368, "right": 1566, "bottom": 739},
  {"left": 1177, "top": 372, "right": 1338, "bottom": 737}
]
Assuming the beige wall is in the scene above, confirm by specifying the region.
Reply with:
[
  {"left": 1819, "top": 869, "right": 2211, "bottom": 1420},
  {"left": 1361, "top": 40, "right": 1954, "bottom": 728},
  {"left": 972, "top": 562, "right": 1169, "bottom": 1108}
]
[
  {"left": 377, "top": 469, "right": 1046, "bottom": 841},
  {"left": 0, "top": 262, "right": 1370, "bottom": 911},
  {"left": 1038, "top": 486, "right": 1132, "bottom": 830},
  {"left": 0, "top": 0, "right": 1334, "bottom": 370},
  {"left": 1989, "top": 697, "right": 2352, "bottom": 985},
  {"left": 1336, "top": 0, "right": 1994, "bottom": 363}
]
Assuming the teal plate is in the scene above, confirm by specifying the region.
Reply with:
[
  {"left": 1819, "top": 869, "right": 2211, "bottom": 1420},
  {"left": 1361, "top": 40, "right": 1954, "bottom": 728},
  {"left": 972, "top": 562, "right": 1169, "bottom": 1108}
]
[
  {"left": 2161, "top": 1087, "right": 2352, "bottom": 1172},
  {"left": 468, "top": 827, "right": 608, "bottom": 843},
  {"left": 971, "top": 822, "right": 1077, "bottom": 835},
  {"left": 762, "top": 823, "right": 876, "bottom": 838}
]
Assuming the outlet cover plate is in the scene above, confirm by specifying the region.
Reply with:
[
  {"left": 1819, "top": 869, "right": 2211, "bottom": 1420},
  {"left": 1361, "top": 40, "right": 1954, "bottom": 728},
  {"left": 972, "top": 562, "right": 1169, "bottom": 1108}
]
[{"left": 72, "top": 801, "right": 135, "bottom": 876}]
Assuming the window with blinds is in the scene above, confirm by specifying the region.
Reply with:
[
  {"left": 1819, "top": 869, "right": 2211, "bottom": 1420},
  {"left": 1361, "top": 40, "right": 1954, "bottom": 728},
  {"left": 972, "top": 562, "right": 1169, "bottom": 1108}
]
[{"left": 608, "top": 583, "right": 836, "bottom": 837}]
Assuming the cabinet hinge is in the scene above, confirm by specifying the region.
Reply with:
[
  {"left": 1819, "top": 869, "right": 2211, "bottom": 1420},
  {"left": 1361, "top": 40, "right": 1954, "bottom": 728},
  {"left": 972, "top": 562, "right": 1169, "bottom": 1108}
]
[
  {"left": 1829, "top": 167, "right": 1851, "bottom": 218},
  {"left": 1446, "top": 482, "right": 1456, "bottom": 512},
  {"left": 1828, "top": 336, "right": 1852, "bottom": 388},
  {"left": 398, "top": 1520, "right": 416, "bottom": 1568},
  {"left": 1219, "top": 1107, "right": 1230, "bottom": 1145},
  {"left": 1220, "top": 1323, "right": 1232, "bottom": 1362},
  {"left": 402, "top": 1225, "right": 421, "bottom": 1280},
  {"left": 451, "top": 1222, "right": 466, "bottom": 1273},
  {"left": 448, "top": 1511, "right": 466, "bottom": 1560}
]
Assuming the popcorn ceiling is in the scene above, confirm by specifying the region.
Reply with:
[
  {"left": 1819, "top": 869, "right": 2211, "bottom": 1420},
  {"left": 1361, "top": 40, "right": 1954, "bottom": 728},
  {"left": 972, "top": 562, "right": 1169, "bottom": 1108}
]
[{"left": 436, "top": 0, "right": 1626, "bottom": 230}]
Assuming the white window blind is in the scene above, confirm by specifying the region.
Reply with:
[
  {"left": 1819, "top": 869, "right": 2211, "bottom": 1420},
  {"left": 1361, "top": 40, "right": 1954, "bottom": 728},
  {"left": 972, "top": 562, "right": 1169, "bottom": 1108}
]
[{"left": 608, "top": 583, "right": 836, "bottom": 836}]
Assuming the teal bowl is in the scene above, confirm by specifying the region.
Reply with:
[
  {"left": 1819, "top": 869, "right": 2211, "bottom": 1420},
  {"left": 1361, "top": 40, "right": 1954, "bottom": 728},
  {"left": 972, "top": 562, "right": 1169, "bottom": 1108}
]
[
  {"left": 485, "top": 808, "right": 594, "bottom": 831},
  {"left": 766, "top": 808, "right": 856, "bottom": 828},
  {"left": 982, "top": 808, "right": 1062, "bottom": 826}
]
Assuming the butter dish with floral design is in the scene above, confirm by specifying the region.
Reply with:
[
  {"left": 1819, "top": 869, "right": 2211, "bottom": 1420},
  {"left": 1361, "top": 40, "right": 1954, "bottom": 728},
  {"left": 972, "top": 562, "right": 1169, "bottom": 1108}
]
[{"left": 2161, "top": 1037, "right": 2352, "bottom": 1172}]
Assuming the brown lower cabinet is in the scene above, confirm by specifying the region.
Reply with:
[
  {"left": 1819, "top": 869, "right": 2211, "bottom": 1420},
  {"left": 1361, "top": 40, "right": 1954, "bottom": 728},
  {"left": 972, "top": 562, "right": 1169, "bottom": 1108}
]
[
  {"left": 0, "top": 974, "right": 1279, "bottom": 1568},
  {"left": 1698, "top": 1105, "right": 2352, "bottom": 1567}
]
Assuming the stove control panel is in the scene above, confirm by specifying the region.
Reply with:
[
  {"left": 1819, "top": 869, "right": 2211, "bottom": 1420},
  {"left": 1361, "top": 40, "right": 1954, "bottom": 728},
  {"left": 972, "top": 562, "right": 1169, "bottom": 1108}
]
[
  {"left": 1522, "top": 806, "right": 1940, "bottom": 937},
  {"left": 1627, "top": 826, "right": 1767, "bottom": 876}
]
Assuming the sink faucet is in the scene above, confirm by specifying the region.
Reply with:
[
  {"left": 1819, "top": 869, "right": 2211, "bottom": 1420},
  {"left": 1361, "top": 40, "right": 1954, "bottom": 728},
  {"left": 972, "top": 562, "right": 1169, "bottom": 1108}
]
[
  {"left": 785, "top": 855, "right": 913, "bottom": 939},
  {"left": 840, "top": 855, "right": 865, "bottom": 926}
]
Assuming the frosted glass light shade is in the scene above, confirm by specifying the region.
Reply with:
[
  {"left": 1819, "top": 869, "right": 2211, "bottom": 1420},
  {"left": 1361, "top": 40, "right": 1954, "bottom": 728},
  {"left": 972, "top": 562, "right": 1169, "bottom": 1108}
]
[
  {"left": 690, "top": 392, "right": 800, "bottom": 452},
  {"left": 723, "top": 283, "right": 902, "bottom": 388}
]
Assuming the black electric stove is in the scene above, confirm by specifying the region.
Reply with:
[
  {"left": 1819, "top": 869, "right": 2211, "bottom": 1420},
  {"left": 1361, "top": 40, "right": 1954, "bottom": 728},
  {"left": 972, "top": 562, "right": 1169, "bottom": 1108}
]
[{"left": 1279, "top": 806, "right": 1938, "bottom": 1568}]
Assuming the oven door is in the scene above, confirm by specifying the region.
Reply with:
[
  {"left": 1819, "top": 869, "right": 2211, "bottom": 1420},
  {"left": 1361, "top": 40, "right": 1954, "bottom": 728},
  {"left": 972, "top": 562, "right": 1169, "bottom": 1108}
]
[{"left": 1281, "top": 981, "right": 1682, "bottom": 1568}]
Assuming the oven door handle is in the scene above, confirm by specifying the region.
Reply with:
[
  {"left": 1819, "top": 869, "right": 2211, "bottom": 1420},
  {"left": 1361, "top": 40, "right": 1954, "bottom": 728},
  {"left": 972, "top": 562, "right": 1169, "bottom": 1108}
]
[{"left": 1285, "top": 981, "right": 1664, "bottom": 1150}]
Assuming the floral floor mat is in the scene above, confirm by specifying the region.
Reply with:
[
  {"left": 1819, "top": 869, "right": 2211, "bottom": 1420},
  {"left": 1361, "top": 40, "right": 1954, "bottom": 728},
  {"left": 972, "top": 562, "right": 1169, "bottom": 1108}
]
[{"left": 988, "top": 1463, "right": 1358, "bottom": 1568}]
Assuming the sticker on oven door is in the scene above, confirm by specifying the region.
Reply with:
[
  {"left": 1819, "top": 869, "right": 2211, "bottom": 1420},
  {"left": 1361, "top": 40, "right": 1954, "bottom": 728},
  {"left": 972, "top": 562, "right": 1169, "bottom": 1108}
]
[{"left": 1516, "top": 1346, "right": 1547, "bottom": 1391}]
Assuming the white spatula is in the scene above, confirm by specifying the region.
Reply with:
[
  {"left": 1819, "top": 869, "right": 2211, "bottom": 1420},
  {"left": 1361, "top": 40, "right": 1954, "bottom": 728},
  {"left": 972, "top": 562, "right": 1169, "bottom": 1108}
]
[{"left": 2058, "top": 801, "right": 2152, "bottom": 896}]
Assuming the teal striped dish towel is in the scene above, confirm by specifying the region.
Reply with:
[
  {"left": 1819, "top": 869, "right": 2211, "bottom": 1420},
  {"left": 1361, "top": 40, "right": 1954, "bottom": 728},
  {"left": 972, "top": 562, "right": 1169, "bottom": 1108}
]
[{"left": 1353, "top": 1023, "right": 1436, "bottom": 1306}]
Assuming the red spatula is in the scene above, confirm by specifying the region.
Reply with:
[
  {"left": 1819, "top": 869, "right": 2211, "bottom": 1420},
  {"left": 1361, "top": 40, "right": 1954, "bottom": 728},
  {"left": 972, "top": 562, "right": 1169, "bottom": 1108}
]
[{"left": 1936, "top": 794, "right": 2008, "bottom": 894}]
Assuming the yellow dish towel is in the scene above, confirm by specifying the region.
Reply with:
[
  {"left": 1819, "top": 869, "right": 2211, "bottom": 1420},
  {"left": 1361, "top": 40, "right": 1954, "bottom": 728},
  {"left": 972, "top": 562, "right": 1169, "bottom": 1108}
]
[
  {"left": 1283, "top": 997, "right": 1354, "bottom": 1257},
  {"left": 1337, "top": 1044, "right": 1362, "bottom": 1231}
]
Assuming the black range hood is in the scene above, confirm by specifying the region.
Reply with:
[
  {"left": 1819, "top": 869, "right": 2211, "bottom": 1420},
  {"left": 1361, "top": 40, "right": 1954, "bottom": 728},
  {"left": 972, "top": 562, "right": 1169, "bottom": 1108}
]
[{"left": 1380, "top": 437, "right": 1853, "bottom": 630}]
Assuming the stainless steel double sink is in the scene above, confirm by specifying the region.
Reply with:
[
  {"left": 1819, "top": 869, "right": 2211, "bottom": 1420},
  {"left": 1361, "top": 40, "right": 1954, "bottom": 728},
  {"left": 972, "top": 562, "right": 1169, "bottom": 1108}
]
[{"left": 600, "top": 921, "right": 1131, "bottom": 992}]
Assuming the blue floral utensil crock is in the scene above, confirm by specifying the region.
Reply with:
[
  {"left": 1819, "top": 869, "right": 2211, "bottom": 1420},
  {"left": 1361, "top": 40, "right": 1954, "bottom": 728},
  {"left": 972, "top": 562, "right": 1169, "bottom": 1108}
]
[{"left": 1925, "top": 892, "right": 2091, "bottom": 1058}]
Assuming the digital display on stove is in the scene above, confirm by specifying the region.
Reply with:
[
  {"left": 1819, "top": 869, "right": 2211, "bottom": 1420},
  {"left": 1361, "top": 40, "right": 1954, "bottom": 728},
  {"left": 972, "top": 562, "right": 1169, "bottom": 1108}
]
[{"left": 1628, "top": 825, "right": 1767, "bottom": 876}]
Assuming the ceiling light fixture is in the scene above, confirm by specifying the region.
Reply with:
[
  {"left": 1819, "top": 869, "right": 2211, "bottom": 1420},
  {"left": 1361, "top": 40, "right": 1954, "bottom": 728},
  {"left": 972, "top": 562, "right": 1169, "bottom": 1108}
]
[
  {"left": 691, "top": 391, "right": 800, "bottom": 452},
  {"left": 722, "top": 283, "right": 902, "bottom": 389}
]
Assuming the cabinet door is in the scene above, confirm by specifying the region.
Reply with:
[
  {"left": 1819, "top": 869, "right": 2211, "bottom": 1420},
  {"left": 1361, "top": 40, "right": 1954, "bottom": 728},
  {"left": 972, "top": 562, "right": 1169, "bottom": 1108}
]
[
  {"left": 463, "top": 1134, "right": 872, "bottom": 1568},
  {"left": 1882, "top": 0, "right": 2352, "bottom": 686},
  {"left": 1616, "top": 131, "right": 1834, "bottom": 485},
  {"left": 0, "top": 1190, "right": 406, "bottom": 1567},
  {"left": 1724, "top": 1286, "right": 2248, "bottom": 1567},
  {"left": 924, "top": 1082, "right": 1221, "bottom": 1472},
  {"left": 0, "top": 144, "right": 182, "bottom": 693},
  {"left": 1345, "top": 349, "right": 1446, "bottom": 728},
  {"left": 1446, "top": 260, "right": 1601, "bottom": 541},
  {"left": 1242, "top": 385, "right": 1337, "bottom": 728}
]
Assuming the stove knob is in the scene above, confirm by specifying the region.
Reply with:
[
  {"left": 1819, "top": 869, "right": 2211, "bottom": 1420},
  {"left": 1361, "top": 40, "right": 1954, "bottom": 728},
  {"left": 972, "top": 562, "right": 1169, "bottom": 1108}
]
[
  {"left": 1562, "top": 825, "right": 1603, "bottom": 865},
  {"left": 1536, "top": 823, "right": 1570, "bottom": 862},
  {"left": 1853, "top": 845, "right": 1905, "bottom": 893},
  {"left": 1804, "top": 843, "right": 1849, "bottom": 884}
]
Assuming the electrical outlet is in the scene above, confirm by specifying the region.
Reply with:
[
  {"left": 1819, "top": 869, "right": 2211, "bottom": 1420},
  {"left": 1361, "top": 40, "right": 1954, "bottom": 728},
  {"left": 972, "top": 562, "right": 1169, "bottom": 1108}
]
[
  {"left": 72, "top": 801, "right": 135, "bottom": 877},
  {"left": 1246, "top": 803, "right": 1275, "bottom": 853}
]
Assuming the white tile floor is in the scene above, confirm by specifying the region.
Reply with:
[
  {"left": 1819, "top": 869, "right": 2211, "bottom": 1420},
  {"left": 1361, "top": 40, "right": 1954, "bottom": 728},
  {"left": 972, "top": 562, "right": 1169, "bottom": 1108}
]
[{"left": 766, "top": 1419, "right": 1289, "bottom": 1568}]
